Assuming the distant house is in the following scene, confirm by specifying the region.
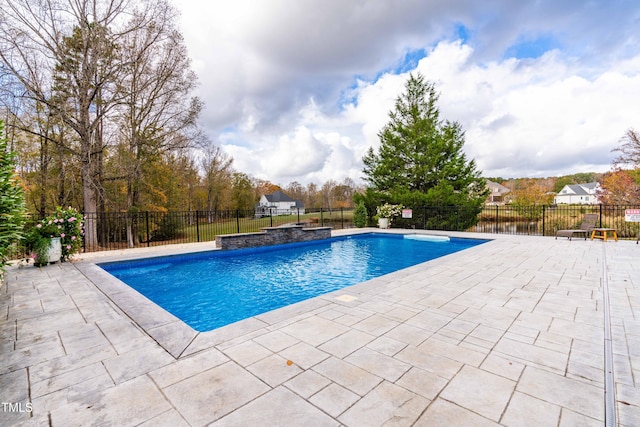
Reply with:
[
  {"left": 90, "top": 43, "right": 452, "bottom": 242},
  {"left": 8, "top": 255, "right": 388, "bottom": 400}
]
[
  {"left": 485, "top": 180, "right": 511, "bottom": 205},
  {"left": 554, "top": 182, "right": 600, "bottom": 205},
  {"left": 255, "top": 190, "right": 305, "bottom": 217}
]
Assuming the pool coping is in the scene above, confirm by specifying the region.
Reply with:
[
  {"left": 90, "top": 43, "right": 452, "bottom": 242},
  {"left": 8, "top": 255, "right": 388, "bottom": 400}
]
[{"left": 76, "top": 229, "right": 496, "bottom": 358}]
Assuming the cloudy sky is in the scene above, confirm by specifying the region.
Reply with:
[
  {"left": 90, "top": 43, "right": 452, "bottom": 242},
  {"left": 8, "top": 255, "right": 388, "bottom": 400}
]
[{"left": 170, "top": 0, "right": 640, "bottom": 186}]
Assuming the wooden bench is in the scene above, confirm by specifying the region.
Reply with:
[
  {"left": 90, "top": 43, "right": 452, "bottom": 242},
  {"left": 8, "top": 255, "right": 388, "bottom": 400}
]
[{"left": 590, "top": 228, "right": 618, "bottom": 241}]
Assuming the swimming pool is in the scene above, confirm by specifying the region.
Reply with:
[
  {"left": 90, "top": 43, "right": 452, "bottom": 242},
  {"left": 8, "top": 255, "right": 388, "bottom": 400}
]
[{"left": 99, "top": 233, "right": 488, "bottom": 332}]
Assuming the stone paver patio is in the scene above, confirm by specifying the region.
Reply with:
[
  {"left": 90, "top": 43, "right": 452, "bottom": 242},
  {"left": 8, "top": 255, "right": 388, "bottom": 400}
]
[{"left": 1, "top": 230, "right": 638, "bottom": 426}]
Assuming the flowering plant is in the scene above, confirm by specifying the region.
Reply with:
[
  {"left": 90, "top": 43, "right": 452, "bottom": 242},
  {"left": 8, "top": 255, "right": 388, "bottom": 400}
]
[
  {"left": 25, "top": 206, "right": 84, "bottom": 265},
  {"left": 376, "top": 203, "right": 403, "bottom": 219}
]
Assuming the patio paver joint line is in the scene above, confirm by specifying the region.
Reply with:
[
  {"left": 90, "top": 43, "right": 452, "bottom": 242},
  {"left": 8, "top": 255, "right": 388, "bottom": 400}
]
[{"left": 601, "top": 244, "right": 617, "bottom": 427}]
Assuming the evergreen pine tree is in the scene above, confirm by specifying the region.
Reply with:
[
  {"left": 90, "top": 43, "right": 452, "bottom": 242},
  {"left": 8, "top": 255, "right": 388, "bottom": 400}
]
[
  {"left": 362, "top": 73, "right": 488, "bottom": 229},
  {"left": 0, "top": 121, "right": 26, "bottom": 274}
]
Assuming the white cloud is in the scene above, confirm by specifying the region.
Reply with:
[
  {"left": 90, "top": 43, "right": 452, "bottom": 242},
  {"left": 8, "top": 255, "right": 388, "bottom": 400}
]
[
  {"left": 223, "top": 126, "right": 331, "bottom": 184},
  {"left": 171, "top": 0, "right": 640, "bottom": 184},
  {"left": 327, "top": 41, "right": 639, "bottom": 180}
]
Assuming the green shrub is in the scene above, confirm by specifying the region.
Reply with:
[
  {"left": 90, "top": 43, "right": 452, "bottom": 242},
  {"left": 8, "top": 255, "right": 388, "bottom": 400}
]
[
  {"left": 152, "top": 213, "right": 185, "bottom": 240},
  {"left": 0, "top": 121, "right": 26, "bottom": 275},
  {"left": 353, "top": 201, "right": 367, "bottom": 227}
]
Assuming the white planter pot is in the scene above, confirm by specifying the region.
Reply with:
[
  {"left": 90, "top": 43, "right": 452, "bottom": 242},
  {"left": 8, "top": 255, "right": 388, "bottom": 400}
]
[
  {"left": 378, "top": 218, "right": 389, "bottom": 229},
  {"left": 46, "top": 237, "right": 62, "bottom": 263}
]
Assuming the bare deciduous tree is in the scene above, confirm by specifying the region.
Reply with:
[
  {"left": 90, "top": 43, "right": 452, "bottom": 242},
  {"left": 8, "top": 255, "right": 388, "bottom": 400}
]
[
  {"left": 612, "top": 128, "right": 640, "bottom": 168},
  {"left": 1, "top": 0, "right": 131, "bottom": 245},
  {"left": 1, "top": 0, "right": 204, "bottom": 247},
  {"left": 230, "top": 172, "right": 254, "bottom": 212},
  {"left": 201, "top": 145, "right": 233, "bottom": 215},
  {"left": 116, "top": 0, "right": 202, "bottom": 212},
  {"left": 285, "top": 181, "right": 305, "bottom": 202}
]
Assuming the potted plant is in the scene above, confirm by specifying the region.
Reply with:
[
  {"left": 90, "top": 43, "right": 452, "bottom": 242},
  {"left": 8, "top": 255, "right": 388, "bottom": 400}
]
[
  {"left": 25, "top": 207, "right": 84, "bottom": 266},
  {"left": 376, "top": 203, "right": 403, "bottom": 229}
]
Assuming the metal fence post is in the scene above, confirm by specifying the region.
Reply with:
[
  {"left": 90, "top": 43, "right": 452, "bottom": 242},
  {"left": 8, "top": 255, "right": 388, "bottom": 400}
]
[
  {"left": 542, "top": 205, "right": 546, "bottom": 236},
  {"left": 196, "top": 210, "right": 200, "bottom": 242},
  {"left": 236, "top": 210, "right": 240, "bottom": 233},
  {"left": 145, "top": 211, "right": 150, "bottom": 247},
  {"left": 422, "top": 206, "right": 426, "bottom": 230},
  {"left": 599, "top": 204, "right": 603, "bottom": 227},
  {"left": 495, "top": 205, "right": 499, "bottom": 233}
]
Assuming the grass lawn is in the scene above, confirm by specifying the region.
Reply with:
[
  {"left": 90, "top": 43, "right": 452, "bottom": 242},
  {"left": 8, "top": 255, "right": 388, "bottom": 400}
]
[{"left": 180, "top": 211, "right": 354, "bottom": 242}]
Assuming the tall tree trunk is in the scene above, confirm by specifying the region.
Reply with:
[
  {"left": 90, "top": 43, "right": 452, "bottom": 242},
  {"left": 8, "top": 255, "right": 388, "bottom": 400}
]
[
  {"left": 56, "top": 129, "right": 66, "bottom": 207},
  {"left": 81, "top": 164, "right": 98, "bottom": 249},
  {"left": 80, "top": 121, "right": 98, "bottom": 248},
  {"left": 125, "top": 169, "right": 141, "bottom": 248},
  {"left": 38, "top": 134, "right": 49, "bottom": 218}
]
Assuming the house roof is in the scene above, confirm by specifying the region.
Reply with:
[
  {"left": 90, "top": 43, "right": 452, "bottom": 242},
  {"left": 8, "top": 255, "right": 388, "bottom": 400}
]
[
  {"left": 264, "top": 190, "right": 295, "bottom": 203},
  {"left": 486, "top": 180, "right": 510, "bottom": 194},
  {"left": 563, "top": 182, "right": 598, "bottom": 196}
]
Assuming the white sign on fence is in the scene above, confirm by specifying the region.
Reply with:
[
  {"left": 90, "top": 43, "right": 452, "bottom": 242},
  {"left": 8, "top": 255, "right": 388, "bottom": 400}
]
[
  {"left": 402, "top": 209, "right": 413, "bottom": 219},
  {"left": 625, "top": 209, "right": 640, "bottom": 222}
]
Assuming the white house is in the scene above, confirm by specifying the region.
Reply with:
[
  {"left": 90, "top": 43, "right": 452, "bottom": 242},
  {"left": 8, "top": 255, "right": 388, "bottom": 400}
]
[
  {"left": 554, "top": 182, "right": 600, "bottom": 205},
  {"left": 255, "top": 190, "right": 305, "bottom": 217},
  {"left": 485, "top": 180, "right": 511, "bottom": 205}
]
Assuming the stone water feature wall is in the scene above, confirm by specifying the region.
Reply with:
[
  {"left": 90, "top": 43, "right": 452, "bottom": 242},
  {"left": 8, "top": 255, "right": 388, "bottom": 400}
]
[{"left": 215, "top": 225, "right": 332, "bottom": 250}]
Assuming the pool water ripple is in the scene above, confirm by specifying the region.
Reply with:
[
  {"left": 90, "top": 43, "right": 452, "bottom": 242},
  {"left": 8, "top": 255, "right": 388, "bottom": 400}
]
[{"left": 99, "top": 233, "right": 488, "bottom": 331}]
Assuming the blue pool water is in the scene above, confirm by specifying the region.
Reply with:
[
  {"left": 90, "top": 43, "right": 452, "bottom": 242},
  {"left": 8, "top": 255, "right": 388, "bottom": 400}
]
[{"left": 99, "top": 233, "right": 488, "bottom": 332}]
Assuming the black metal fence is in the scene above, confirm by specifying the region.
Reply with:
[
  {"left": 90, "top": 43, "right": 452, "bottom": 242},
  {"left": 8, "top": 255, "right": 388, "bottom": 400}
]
[
  {"left": 478, "top": 204, "right": 640, "bottom": 238},
  {"left": 80, "top": 208, "right": 355, "bottom": 252},
  {"left": 14, "top": 204, "right": 640, "bottom": 258},
  {"left": 393, "top": 204, "right": 640, "bottom": 239}
]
